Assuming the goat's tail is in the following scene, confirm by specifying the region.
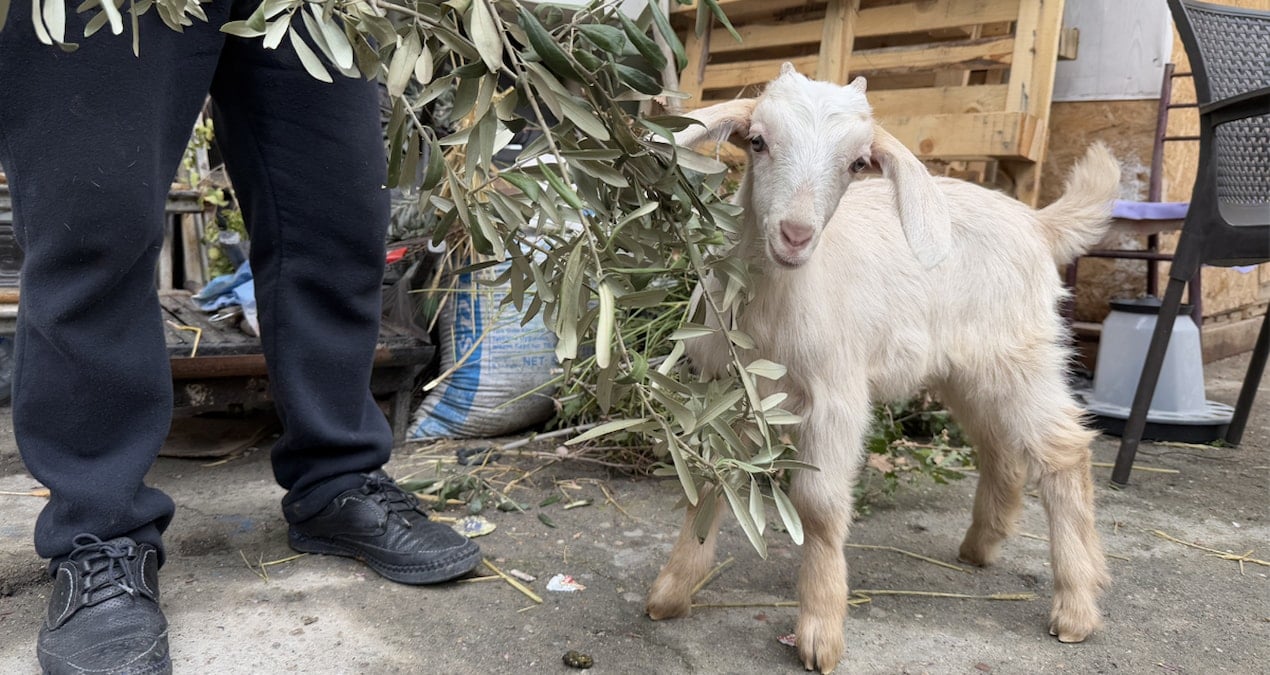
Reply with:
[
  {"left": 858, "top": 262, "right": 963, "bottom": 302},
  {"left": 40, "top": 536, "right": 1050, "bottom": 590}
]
[{"left": 1036, "top": 143, "right": 1120, "bottom": 265}]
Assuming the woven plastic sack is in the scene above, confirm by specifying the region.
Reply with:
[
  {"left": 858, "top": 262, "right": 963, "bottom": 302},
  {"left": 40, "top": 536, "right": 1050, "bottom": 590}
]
[{"left": 407, "top": 258, "right": 558, "bottom": 439}]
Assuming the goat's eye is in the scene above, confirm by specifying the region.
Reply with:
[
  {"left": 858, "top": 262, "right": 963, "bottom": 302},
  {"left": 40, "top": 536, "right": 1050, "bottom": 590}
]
[
  {"left": 850, "top": 158, "right": 870, "bottom": 173},
  {"left": 750, "top": 136, "right": 767, "bottom": 153}
]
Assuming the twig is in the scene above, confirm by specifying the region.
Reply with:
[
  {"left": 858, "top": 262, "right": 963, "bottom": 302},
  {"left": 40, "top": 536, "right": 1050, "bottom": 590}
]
[
  {"left": 1150, "top": 530, "right": 1269, "bottom": 570},
  {"left": 691, "top": 557, "right": 735, "bottom": 596},
  {"left": 416, "top": 494, "right": 466, "bottom": 506},
  {"left": 596, "top": 481, "right": 632, "bottom": 519},
  {"left": 851, "top": 589, "right": 1036, "bottom": 601},
  {"left": 240, "top": 550, "right": 268, "bottom": 582},
  {"left": 166, "top": 320, "right": 202, "bottom": 357},
  {"left": 483, "top": 558, "right": 543, "bottom": 604},
  {"left": 1091, "top": 461, "right": 1179, "bottom": 475},
  {"left": 0, "top": 488, "right": 50, "bottom": 498},
  {"left": 845, "top": 544, "right": 972, "bottom": 574},
  {"left": 503, "top": 462, "right": 551, "bottom": 492},
  {"left": 517, "top": 450, "right": 643, "bottom": 470},
  {"left": 420, "top": 316, "right": 500, "bottom": 392},
  {"left": 1156, "top": 440, "right": 1225, "bottom": 450},
  {"left": 497, "top": 423, "right": 598, "bottom": 452},
  {"left": 258, "top": 553, "right": 307, "bottom": 568},
  {"left": 239, "top": 551, "right": 307, "bottom": 582}
]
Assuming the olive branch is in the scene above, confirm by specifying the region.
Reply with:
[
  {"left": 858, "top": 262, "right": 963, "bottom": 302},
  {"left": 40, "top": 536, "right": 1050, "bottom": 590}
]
[{"left": 2, "top": 0, "right": 809, "bottom": 555}]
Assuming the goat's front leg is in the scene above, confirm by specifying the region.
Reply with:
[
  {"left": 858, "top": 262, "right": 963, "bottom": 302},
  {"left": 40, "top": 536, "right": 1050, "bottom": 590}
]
[
  {"left": 646, "top": 495, "right": 724, "bottom": 620},
  {"left": 791, "top": 397, "right": 867, "bottom": 674}
]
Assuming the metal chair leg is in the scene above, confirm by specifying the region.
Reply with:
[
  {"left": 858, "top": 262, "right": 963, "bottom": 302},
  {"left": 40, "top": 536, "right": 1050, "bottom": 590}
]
[
  {"left": 1225, "top": 309, "right": 1270, "bottom": 446},
  {"left": 1111, "top": 277, "right": 1189, "bottom": 486}
]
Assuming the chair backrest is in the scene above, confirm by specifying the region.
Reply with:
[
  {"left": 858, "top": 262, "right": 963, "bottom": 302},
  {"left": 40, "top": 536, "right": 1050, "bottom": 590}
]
[{"left": 1167, "top": 0, "right": 1270, "bottom": 267}]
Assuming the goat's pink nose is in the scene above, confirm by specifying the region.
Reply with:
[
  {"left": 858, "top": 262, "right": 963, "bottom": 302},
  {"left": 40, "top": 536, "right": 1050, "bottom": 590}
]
[{"left": 780, "top": 220, "right": 814, "bottom": 248}]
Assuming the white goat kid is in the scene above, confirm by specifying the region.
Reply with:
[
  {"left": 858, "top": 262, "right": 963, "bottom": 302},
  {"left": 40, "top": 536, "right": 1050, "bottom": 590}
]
[{"left": 645, "top": 65, "right": 1115, "bottom": 673}]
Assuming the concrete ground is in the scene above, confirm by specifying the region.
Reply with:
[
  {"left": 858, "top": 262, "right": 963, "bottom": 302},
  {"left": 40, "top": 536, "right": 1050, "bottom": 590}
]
[{"left": 0, "top": 354, "right": 1266, "bottom": 674}]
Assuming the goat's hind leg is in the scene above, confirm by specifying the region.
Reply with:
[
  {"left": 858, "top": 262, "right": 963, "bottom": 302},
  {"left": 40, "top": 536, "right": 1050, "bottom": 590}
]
[
  {"left": 954, "top": 374, "right": 1108, "bottom": 642},
  {"left": 646, "top": 496, "right": 723, "bottom": 620},
  {"left": 1033, "top": 406, "right": 1109, "bottom": 642}
]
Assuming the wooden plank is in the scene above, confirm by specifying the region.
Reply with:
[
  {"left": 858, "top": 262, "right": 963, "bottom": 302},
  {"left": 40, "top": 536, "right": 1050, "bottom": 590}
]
[
  {"left": 701, "top": 54, "right": 819, "bottom": 91},
  {"left": 1057, "top": 26, "right": 1079, "bottom": 61},
  {"left": 671, "top": 0, "right": 810, "bottom": 20},
  {"left": 696, "top": 0, "right": 1022, "bottom": 51},
  {"left": 691, "top": 83, "right": 996, "bottom": 111},
  {"left": 1006, "top": 0, "right": 1065, "bottom": 117},
  {"left": 1025, "top": 0, "right": 1065, "bottom": 119},
  {"left": 817, "top": 0, "right": 861, "bottom": 84},
  {"left": 876, "top": 111, "right": 1043, "bottom": 160},
  {"left": 849, "top": 36, "right": 1014, "bottom": 76},
  {"left": 703, "top": 17, "right": 827, "bottom": 56},
  {"left": 931, "top": 23, "right": 983, "bottom": 87},
  {"left": 159, "top": 220, "right": 174, "bottom": 291},
  {"left": 867, "top": 84, "right": 1009, "bottom": 116},
  {"left": 854, "top": 0, "right": 1021, "bottom": 37},
  {"left": 180, "top": 213, "right": 206, "bottom": 288},
  {"left": 695, "top": 0, "right": 1021, "bottom": 57},
  {"left": 1003, "top": 0, "right": 1065, "bottom": 205},
  {"left": 680, "top": 14, "right": 712, "bottom": 103}
]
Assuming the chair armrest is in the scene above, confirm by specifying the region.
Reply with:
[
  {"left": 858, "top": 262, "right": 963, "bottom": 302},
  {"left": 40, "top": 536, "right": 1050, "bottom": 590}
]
[{"left": 1200, "top": 86, "right": 1270, "bottom": 126}]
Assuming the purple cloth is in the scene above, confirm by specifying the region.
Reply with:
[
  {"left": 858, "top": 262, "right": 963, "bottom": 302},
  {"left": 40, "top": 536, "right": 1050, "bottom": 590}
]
[{"left": 1112, "top": 200, "right": 1189, "bottom": 220}]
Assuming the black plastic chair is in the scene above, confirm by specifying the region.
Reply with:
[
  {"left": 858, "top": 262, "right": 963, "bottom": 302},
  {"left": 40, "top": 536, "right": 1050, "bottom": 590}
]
[{"left": 1111, "top": 0, "right": 1270, "bottom": 486}]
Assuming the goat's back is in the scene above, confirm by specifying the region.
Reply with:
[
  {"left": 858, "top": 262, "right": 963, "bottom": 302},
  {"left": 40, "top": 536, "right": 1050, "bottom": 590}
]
[{"left": 744, "top": 176, "right": 1076, "bottom": 403}]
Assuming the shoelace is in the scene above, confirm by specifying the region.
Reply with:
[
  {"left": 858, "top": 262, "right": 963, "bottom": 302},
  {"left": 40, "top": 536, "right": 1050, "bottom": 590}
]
[
  {"left": 362, "top": 474, "right": 424, "bottom": 528},
  {"left": 68, "top": 534, "right": 142, "bottom": 600}
]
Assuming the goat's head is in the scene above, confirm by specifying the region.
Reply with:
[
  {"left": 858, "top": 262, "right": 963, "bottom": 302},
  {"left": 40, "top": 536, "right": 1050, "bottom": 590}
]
[{"left": 676, "top": 64, "right": 951, "bottom": 269}]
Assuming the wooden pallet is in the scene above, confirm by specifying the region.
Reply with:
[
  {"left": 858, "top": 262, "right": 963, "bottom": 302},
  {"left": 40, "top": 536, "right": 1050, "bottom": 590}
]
[
  {"left": 674, "top": 0, "right": 1068, "bottom": 205},
  {"left": 162, "top": 290, "right": 433, "bottom": 446}
]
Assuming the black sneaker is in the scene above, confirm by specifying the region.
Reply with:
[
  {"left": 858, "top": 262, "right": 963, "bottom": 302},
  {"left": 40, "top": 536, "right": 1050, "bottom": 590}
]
[
  {"left": 288, "top": 470, "right": 481, "bottom": 584},
  {"left": 37, "top": 535, "right": 170, "bottom": 675}
]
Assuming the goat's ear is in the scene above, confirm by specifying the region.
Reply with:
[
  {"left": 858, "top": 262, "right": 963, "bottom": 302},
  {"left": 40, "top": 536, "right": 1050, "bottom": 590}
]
[
  {"left": 847, "top": 76, "right": 867, "bottom": 93},
  {"left": 871, "top": 125, "right": 951, "bottom": 268},
  {"left": 673, "top": 98, "right": 757, "bottom": 148}
]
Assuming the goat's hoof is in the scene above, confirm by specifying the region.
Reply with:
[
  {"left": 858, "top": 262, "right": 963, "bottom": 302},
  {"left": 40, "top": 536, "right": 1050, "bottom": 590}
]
[
  {"left": 957, "top": 538, "right": 1001, "bottom": 567},
  {"left": 645, "top": 583, "right": 692, "bottom": 620},
  {"left": 645, "top": 599, "right": 690, "bottom": 621},
  {"left": 796, "top": 615, "right": 844, "bottom": 673},
  {"left": 1048, "top": 595, "right": 1101, "bottom": 643}
]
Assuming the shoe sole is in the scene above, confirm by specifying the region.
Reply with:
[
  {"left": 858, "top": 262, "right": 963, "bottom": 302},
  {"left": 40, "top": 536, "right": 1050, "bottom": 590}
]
[
  {"left": 39, "top": 631, "right": 171, "bottom": 675},
  {"left": 287, "top": 531, "right": 481, "bottom": 585}
]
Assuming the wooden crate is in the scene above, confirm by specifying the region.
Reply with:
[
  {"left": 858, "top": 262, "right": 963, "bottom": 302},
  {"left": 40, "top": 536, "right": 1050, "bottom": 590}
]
[{"left": 674, "top": 0, "right": 1068, "bottom": 205}]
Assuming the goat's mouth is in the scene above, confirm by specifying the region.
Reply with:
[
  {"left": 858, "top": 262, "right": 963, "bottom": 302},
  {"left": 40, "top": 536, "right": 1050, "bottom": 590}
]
[{"left": 768, "top": 245, "right": 812, "bottom": 268}]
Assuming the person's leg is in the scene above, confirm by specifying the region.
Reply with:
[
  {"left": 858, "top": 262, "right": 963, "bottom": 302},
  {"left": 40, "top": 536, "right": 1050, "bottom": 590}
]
[
  {"left": 208, "top": 23, "right": 393, "bottom": 520},
  {"left": 208, "top": 17, "right": 480, "bottom": 584},
  {"left": 0, "top": 3, "right": 230, "bottom": 673},
  {"left": 0, "top": 0, "right": 227, "bottom": 570}
]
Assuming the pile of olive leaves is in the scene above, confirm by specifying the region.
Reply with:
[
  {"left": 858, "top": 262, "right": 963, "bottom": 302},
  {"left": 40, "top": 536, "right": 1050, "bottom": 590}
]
[{"left": 3, "top": 0, "right": 811, "bottom": 555}]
